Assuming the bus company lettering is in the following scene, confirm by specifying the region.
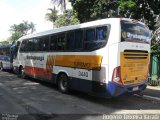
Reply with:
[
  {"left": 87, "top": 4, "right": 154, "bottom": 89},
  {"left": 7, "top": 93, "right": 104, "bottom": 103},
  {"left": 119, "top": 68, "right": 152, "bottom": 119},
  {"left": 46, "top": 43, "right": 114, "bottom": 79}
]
[
  {"left": 26, "top": 55, "right": 44, "bottom": 61},
  {"left": 74, "top": 62, "right": 91, "bottom": 69}
]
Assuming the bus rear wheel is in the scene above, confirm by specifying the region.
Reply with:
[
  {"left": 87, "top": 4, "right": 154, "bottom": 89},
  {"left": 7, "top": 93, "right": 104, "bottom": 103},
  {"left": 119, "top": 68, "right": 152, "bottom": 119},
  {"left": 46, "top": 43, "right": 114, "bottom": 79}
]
[{"left": 58, "top": 73, "right": 69, "bottom": 93}]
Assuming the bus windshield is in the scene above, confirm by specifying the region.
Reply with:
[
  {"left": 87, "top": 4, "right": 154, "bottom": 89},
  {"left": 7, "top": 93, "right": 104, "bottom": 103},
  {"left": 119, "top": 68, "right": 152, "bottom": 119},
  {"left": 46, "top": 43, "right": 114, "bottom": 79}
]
[{"left": 121, "top": 20, "right": 151, "bottom": 44}]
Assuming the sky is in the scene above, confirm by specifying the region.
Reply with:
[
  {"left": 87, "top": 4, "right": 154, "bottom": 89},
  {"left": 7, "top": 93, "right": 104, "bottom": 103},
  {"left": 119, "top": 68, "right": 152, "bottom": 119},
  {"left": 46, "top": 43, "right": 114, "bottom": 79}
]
[{"left": 0, "top": 0, "right": 53, "bottom": 41}]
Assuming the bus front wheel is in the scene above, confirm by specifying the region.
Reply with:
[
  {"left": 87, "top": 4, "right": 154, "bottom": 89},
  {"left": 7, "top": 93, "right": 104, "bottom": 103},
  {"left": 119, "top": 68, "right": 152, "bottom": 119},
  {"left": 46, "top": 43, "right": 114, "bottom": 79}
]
[
  {"left": 19, "top": 66, "right": 26, "bottom": 78},
  {"left": 58, "top": 73, "right": 69, "bottom": 93},
  {"left": 0, "top": 63, "right": 3, "bottom": 71}
]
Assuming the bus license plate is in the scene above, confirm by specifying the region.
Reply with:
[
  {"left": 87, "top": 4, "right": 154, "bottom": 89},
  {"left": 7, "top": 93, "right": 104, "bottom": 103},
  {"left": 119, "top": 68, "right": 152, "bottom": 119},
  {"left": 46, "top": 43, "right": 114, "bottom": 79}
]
[{"left": 132, "top": 86, "right": 139, "bottom": 91}]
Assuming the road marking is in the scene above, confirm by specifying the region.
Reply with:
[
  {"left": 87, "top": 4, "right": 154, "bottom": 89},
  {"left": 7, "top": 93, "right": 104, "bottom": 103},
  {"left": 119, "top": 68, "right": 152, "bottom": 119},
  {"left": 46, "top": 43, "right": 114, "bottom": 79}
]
[
  {"left": 135, "top": 94, "right": 160, "bottom": 102},
  {"left": 23, "top": 82, "right": 39, "bottom": 85}
]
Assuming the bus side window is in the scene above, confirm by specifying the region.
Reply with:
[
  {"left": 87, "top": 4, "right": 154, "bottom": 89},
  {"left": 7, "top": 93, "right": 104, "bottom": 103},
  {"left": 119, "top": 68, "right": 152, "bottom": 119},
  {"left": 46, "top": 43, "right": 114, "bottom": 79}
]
[
  {"left": 75, "top": 29, "right": 83, "bottom": 50},
  {"left": 84, "top": 26, "right": 108, "bottom": 51},
  {"left": 42, "top": 36, "right": 50, "bottom": 51},
  {"left": 96, "top": 26, "right": 107, "bottom": 41},
  {"left": 50, "top": 35, "right": 57, "bottom": 51},
  {"left": 66, "top": 31, "right": 75, "bottom": 50},
  {"left": 86, "top": 28, "right": 95, "bottom": 41},
  {"left": 38, "top": 36, "right": 50, "bottom": 51},
  {"left": 20, "top": 40, "right": 26, "bottom": 52},
  {"left": 95, "top": 26, "right": 108, "bottom": 47},
  {"left": 26, "top": 39, "right": 38, "bottom": 51},
  {"left": 57, "top": 33, "right": 66, "bottom": 51},
  {"left": 84, "top": 28, "right": 95, "bottom": 50},
  {"left": 37, "top": 38, "right": 44, "bottom": 51}
]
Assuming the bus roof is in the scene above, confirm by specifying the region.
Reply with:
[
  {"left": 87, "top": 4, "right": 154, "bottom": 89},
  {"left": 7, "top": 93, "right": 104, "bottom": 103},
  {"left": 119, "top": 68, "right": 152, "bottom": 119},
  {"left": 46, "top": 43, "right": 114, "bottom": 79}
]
[{"left": 17, "top": 18, "right": 146, "bottom": 41}]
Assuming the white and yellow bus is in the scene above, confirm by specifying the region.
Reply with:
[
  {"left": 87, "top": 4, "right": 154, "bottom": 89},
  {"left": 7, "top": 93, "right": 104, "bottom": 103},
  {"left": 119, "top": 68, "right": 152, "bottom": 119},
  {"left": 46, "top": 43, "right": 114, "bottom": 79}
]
[{"left": 12, "top": 18, "right": 151, "bottom": 97}]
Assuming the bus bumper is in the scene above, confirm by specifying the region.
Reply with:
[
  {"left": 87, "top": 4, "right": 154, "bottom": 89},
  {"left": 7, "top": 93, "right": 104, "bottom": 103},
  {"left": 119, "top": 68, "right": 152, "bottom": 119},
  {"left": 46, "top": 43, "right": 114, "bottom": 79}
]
[
  {"left": 90, "top": 81, "right": 147, "bottom": 97},
  {"left": 106, "top": 81, "right": 147, "bottom": 97}
]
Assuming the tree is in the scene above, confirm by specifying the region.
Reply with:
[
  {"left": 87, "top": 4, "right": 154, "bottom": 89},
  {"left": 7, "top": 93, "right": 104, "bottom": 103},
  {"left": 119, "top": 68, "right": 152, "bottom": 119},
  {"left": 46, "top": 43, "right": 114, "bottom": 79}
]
[
  {"left": 70, "top": 0, "right": 118, "bottom": 23},
  {"left": 28, "top": 22, "right": 36, "bottom": 33},
  {"left": 54, "top": 10, "right": 79, "bottom": 27},
  {"left": 71, "top": 0, "right": 160, "bottom": 30},
  {"left": 151, "top": 16, "right": 160, "bottom": 54},
  {"left": 9, "top": 21, "right": 36, "bottom": 43},
  {"left": 10, "top": 21, "right": 36, "bottom": 35},
  {"left": 45, "top": 7, "right": 58, "bottom": 27},
  {"left": 51, "top": 0, "right": 66, "bottom": 12},
  {"left": 9, "top": 32, "right": 22, "bottom": 44},
  {"left": 0, "top": 40, "right": 9, "bottom": 45}
]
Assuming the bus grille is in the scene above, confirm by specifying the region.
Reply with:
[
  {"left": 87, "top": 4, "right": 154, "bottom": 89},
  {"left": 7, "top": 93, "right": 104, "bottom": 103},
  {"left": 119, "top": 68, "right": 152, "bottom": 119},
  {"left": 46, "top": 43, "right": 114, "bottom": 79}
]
[{"left": 123, "top": 50, "right": 148, "bottom": 60}]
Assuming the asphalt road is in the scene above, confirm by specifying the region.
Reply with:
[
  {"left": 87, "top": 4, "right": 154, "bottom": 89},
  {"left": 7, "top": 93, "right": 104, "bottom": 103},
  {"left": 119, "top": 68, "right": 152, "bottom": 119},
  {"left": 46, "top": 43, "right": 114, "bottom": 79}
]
[{"left": 0, "top": 71, "right": 160, "bottom": 120}]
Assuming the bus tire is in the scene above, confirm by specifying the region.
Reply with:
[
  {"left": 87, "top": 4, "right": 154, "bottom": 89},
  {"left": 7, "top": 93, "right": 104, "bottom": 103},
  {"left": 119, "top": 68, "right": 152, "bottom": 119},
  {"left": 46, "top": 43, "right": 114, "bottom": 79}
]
[
  {"left": 19, "top": 66, "right": 26, "bottom": 79},
  {"left": 0, "top": 62, "right": 3, "bottom": 71},
  {"left": 58, "top": 73, "right": 69, "bottom": 93}
]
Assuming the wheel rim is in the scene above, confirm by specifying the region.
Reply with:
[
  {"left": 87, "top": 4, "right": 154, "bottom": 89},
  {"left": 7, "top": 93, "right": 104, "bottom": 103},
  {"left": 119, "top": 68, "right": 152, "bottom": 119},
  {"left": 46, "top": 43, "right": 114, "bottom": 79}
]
[{"left": 0, "top": 63, "right": 3, "bottom": 70}]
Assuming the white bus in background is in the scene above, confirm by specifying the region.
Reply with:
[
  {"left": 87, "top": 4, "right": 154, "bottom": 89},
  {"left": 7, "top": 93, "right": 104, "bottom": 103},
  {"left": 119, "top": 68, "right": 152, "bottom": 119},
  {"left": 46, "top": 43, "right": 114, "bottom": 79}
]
[{"left": 12, "top": 18, "right": 151, "bottom": 97}]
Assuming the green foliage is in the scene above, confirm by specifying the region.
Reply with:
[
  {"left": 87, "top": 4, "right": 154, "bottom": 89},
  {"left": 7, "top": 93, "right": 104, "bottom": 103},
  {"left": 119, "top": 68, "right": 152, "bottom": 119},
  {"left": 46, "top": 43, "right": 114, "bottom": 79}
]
[
  {"left": 71, "top": 0, "right": 160, "bottom": 30},
  {"left": 9, "top": 32, "right": 22, "bottom": 44},
  {"left": 0, "top": 40, "right": 9, "bottom": 45},
  {"left": 10, "top": 21, "right": 35, "bottom": 35},
  {"left": 118, "top": 0, "right": 136, "bottom": 11},
  {"left": 45, "top": 7, "right": 58, "bottom": 26},
  {"left": 54, "top": 10, "right": 80, "bottom": 27},
  {"left": 71, "top": 0, "right": 118, "bottom": 23},
  {"left": 9, "top": 21, "right": 36, "bottom": 43}
]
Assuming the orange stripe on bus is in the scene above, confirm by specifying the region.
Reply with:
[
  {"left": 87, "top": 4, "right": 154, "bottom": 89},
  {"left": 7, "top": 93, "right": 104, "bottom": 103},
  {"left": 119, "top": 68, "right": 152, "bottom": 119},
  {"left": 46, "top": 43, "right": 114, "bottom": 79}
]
[{"left": 24, "top": 66, "right": 52, "bottom": 80}]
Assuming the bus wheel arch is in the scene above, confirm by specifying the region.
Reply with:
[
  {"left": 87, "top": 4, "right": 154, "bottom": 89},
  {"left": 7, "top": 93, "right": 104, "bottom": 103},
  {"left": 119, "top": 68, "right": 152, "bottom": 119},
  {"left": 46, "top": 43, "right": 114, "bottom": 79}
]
[{"left": 57, "top": 72, "right": 70, "bottom": 93}]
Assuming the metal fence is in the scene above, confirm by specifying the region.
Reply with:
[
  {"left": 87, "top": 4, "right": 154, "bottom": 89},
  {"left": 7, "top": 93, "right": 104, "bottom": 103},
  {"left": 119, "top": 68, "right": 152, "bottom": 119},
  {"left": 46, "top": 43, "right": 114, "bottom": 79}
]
[{"left": 148, "top": 53, "right": 160, "bottom": 86}]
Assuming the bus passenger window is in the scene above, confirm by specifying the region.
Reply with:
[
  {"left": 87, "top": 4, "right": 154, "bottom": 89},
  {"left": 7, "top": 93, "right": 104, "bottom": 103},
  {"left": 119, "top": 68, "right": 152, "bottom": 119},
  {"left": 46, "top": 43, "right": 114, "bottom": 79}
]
[
  {"left": 37, "top": 38, "right": 43, "bottom": 51},
  {"left": 84, "top": 26, "right": 108, "bottom": 51},
  {"left": 96, "top": 26, "right": 107, "bottom": 40},
  {"left": 42, "top": 36, "right": 50, "bottom": 51},
  {"left": 84, "top": 28, "right": 95, "bottom": 50},
  {"left": 20, "top": 40, "right": 26, "bottom": 52},
  {"left": 50, "top": 35, "right": 57, "bottom": 51},
  {"left": 66, "top": 31, "right": 75, "bottom": 50},
  {"left": 38, "top": 36, "right": 50, "bottom": 51},
  {"left": 28, "top": 39, "right": 38, "bottom": 51},
  {"left": 57, "top": 33, "right": 66, "bottom": 50},
  {"left": 75, "top": 30, "right": 83, "bottom": 50},
  {"left": 86, "top": 29, "right": 95, "bottom": 41}
]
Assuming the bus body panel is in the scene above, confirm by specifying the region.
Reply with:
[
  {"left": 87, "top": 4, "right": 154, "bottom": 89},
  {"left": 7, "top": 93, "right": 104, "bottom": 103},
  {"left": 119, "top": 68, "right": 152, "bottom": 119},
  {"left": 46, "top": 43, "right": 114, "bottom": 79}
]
[{"left": 12, "top": 18, "right": 151, "bottom": 97}]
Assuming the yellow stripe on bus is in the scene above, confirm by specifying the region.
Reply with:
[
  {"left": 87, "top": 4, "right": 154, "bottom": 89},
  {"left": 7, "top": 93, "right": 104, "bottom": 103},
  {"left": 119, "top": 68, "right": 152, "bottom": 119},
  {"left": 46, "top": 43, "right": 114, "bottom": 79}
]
[{"left": 46, "top": 55, "right": 103, "bottom": 70}]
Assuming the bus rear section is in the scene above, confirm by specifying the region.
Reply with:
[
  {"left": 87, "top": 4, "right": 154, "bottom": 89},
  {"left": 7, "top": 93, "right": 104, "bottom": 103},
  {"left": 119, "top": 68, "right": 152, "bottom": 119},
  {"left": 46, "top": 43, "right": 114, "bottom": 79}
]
[
  {"left": 107, "top": 19, "right": 151, "bottom": 97},
  {"left": 0, "top": 44, "right": 13, "bottom": 71}
]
